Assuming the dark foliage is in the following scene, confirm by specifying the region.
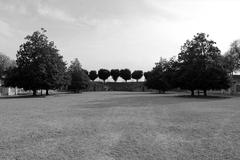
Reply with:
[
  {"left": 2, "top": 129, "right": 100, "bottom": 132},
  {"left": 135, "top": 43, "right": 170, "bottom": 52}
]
[
  {"left": 4, "top": 67, "right": 19, "bottom": 87},
  {"left": 5, "top": 28, "right": 67, "bottom": 95},
  {"left": 110, "top": 69, "right": 120, "bottom": 82},
  {"left": 177, "top": 33, "right": 230, "bottom": 96},
  {"left": 89, "top": 70, "right": 98, "bottom": 82},
  {"left": 145, "top": 57, "right": 177, "bottom": 93},
  {"left": 131, "top": 70, "right": 143, "bottom": 82},
  {"left": 143, "top": 71, "right": 151, "bottom": 81},
  {"left": 98, "top": 69, "right": 110, "bottom": 84},
  {"left": 120, "top": 69, "right": 131, "bottom": 82}
]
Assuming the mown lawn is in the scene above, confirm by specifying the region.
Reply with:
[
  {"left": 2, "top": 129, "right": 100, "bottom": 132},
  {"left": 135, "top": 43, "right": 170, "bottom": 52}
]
[{"left": 0, "top": 92, "right": 240, "bottom": 160}]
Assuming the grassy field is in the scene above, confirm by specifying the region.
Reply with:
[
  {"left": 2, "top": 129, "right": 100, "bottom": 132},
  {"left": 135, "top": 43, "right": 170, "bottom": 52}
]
[{"left": 0, "top": 92, "right": 240, "bottom": 160}]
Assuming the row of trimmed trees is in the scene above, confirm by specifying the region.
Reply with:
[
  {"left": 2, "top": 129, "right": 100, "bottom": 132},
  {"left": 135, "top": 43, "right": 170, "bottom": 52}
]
[
  {"left": 87, "top": 69, "right": 143, "bottom": 83},
  {"left": 144, "top": 33, "right": 238, "bottom": 96}
]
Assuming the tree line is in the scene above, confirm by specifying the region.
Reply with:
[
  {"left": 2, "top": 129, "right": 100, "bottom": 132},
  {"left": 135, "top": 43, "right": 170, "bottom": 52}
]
[
  {"left": 1, "top": 29, "right": 240, "bottom": 96},
  {"left": 1, "top": 29, "right": 88, "bottom": 95},
  {"left": 0, "top": 29, "right": 145, "bottom": 95},
  {"left": 144, "top": 33, "right": 240, "bottom": 96}
]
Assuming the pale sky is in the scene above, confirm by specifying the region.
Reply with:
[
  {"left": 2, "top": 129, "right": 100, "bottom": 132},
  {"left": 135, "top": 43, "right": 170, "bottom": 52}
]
[{"left": 0, "top": 0, "right": 240, "bottom": 72}]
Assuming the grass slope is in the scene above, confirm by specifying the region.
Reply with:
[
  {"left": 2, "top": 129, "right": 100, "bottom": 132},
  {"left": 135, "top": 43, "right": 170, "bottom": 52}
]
[{"left": 0, "top": 92, "right": 240, "bottom": 160}]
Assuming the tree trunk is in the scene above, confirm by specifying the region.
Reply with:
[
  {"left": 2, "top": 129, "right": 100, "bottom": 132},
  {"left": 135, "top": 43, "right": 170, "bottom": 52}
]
[
  {"left": 191, "top": 90, "right": 194, "bottom": 96},
  {"left": 137, "top": 79, "right": 138, "bottom": 83},
  {"left": 204, "top": 90, "right": 207, "bottom": 96},
  {"left": 33, "top": 89, "right": 37, "bottom": 96},
  {"left": 46, "top": 89, "right": 49, "bottom": 95}
]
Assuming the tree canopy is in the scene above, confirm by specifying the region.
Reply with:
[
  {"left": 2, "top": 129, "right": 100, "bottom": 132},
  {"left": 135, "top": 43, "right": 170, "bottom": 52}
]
[
  {"left": 120, "top": 69, "right": 131, "bottom": 82},
  {"left": 110, "top": 69, "right": 120, "bottom": 82},
  {"left": 5, "top": 28, "right": 67, "bottom": 95},
  {"left": 89, "top": 70, "right": 98, "bottom": 82},
  {"left": 143, "top": 72, "right": 151, "bottom": 81},
  {"left": 177, "top": 33, "right": 229, "bottom": 96},
  {"left": 144, "top": 33, "right": 230, "bottom": 96},
  {"left": 131, "top": 70, "right": 143, "bottom": 82},
  {"left": 145, "top": 58, "right": 176, "bottom": 93},
  {"left": 98, "top": 69, "right": 110, "bottom": 83}
]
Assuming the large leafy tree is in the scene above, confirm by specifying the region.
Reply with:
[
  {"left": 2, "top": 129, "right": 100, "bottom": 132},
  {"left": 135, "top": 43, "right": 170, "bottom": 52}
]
[
  {"left": 110, "top": 69, "right": 120, "bottom": 82},
  {"left": 98, "top": 69, "right": 110, "bottom": 84},
  {"left": 177, "top": 33, "right": 230, "bottom": 96},
  {"left": 89, "top": 70, "right": 98, "bottom": 82},
  {"left": 120, "top": 69, "right": 131, "bottom": 82},
  {"left": 131, "top": 70, "right": 143, "bottom": 82},
  {"left": 68, "top": 58, "right": 90, "bottom": 92},
  {"left": 7, "top": 28, "right": 67, "bottom": 95}
]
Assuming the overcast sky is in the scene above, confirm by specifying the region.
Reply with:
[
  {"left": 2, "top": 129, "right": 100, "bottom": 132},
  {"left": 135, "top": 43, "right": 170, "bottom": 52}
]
[{"left": 0, "top": 0, "right": 240, "bottom": 72}]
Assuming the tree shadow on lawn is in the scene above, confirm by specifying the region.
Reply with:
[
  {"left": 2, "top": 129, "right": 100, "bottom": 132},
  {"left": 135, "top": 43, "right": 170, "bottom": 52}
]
[
  {"left": 80, "top": 93, "right": 232, "bottom": 109},
  {"left": 0, "top": 95, "right": 46, "bottom": 99},
  {"left": 175, "top": 94, "right": 231, "bottom": 100},
  {"left": 144, "top": 91, "right": 232, "bottom": 99},
  {"left": 111, "top": 91, "right": 232, "bottom": 100},
  {"left": 108, "top": 91, "right": 153, "bottom": 95}
]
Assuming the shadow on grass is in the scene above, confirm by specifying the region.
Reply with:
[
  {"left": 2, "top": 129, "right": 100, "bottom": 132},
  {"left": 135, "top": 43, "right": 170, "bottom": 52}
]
[
  {"left": 145, "top": 91, "right": 232, "bottom": 99},
  {"left": 80, "top": 92, "right": 233, "bottom": 110},
  {"left": 175, "top": 94, "right": 231, "bottom": 99},
  {"left": 109, "top": 91, "right": 154, "bottom": 95},
  {"left": 0, "top": 95, "right": 46, "bottom": 99}
]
